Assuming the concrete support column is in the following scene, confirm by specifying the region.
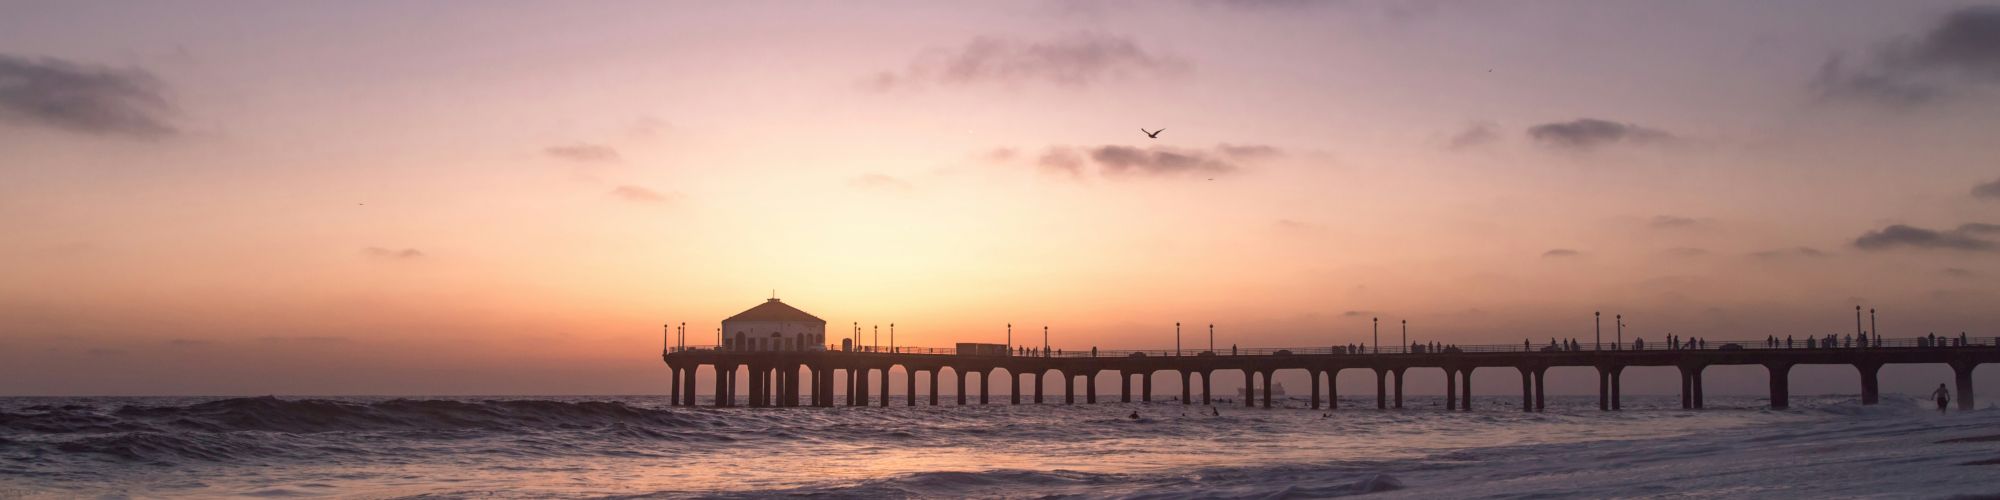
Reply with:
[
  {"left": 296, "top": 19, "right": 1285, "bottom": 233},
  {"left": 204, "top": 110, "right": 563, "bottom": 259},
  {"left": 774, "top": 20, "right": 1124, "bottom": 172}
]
[
  {"left": 1122, "top": 373, "right": 1132, "bottom": 403},
  {"left": 1952, "top": 361, "right": 1978, "bottom": 411},
  {"left": 746, "top": 368, "right": 760, "bottom": 408},
  {"left": 1460, "top": 368, "right": 1473, "bottom": 411},
  {"left": 1679, "top": 366, "right": 1692, "bottom": 409},
  {"left": 1034, "top": 372, "right": 1045, "bottom": 404},
  {"left": 948, "top": 370, "right": 964, "bottom": 404},
  {"left": 1063, "top": 372, "right": 1076, "bottom": 405},
  {"left": 670, "top": 367, "right": 682, "bottom": 406},
  {"left": 688, "top": 367, "right": 700, "bottom": 407},
  {"left": 1261, "top": 371, "right": 1273, "bottom": 409},
  {"left": 1329, "top": 370, "right": 1340, "bottom": 410},
  {"left": 1533, "top": 368, "right": 1546, "bottom": 412},
  {"left": 1392, "top": 368, "right": 1407, "bottom": 409},
  {"left": 1609, "top": 367, "right": 1622, "bottom": 411},
  {"left": 791, "top": 366, "right": 802, "bottom": 407},
  {"left": 807, "top": 368, "right": 818, "bottom": 407},
  {"left": 1692, "top": 366, "right": 1705, "bottom": 409},
  {"left": 1086, "top": 371, "right": 1098, "bottom": 404},
  {"left": 1597, "top": 367, "right": 1610, "bottom": 411},
  {"left": 1201, "top": 371, "right": 1214, "bottom": 405},
  {"left": 848, "top": 369, "right": 860, "bottom": 407},
  {"left": 1245, "top": 369, "right": 1257, "bottom": 408},
  {"left": 1310, "top": 370, "right": 1323, "bottom": 410},
  {"left": 878, "top": 368, "right": 891, "bottom": 407},
  {"left": 1142, "top": 372, "right": 1153, "bottom": 402},
  {"left": 906, "top": 368, "right": 917, "bottom": 406},
  {"left": 1445, "top": 368, "right": 1458, "bottom": 411},
  {"left": 1519, "top": 367, "right": 1532, "bottom": 412},
  {"left": 980, "top": 370, "right": 991, "bottom": 405},
  {"left": 930, "top": 370, "right": 941, "bottom": 406},
  {"left": 715, "top": 367, "right": 730, "bottom": 408},
  {"left": 1010, "top": 372, "right": 1022, "bottom": 405},
  {"left": 1377, "top": 368, "right": 1390, "bottom": 410},
  {"left": 1858, "top": 362, "right": 1882, "bottom": 406},
  {"left": 1767, "top": 362, "right": 1792, "bottom": 410}
]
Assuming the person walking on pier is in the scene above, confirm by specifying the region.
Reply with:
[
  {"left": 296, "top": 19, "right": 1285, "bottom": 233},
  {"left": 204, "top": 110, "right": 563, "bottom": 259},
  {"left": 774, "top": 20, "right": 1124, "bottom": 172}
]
[
  {"left": 1786, "top": 335, "right": 1793, "bottom": 349},
  {"left": 1933, "top": 384, "right": 1951, "bottom": 413}
]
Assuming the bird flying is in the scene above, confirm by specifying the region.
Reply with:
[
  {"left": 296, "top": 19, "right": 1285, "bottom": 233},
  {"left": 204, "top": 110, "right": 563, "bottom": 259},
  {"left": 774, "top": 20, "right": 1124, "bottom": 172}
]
[{"left": 1141, "top": 128, "right": 1163, "bottom": 139}]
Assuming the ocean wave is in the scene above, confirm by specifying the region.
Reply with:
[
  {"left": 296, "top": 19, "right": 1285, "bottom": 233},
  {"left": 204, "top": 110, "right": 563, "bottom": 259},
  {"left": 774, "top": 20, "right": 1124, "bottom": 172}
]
[{"left": 4, "top": 396, "right": 703, "bottom": 435}]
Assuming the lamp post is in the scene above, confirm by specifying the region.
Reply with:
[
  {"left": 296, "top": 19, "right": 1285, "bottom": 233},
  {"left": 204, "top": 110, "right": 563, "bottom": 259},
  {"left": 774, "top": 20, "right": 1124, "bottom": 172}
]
[
  {"left": 1372, "top": 318, "right": 1378, "bottom": 354},
  {"left": 1402, "top": 320, "right": 1408, "bottom": 354},
  {"left": 679, "top": 322, "right": 685, "bottom": 350},
  {"left": 1595, "top": 311, "right": 1601, "bottom": 351},
  {"left": 1208, "top": 324, "right": 1214, "bottom": 353},
  {"left": 1855, "top": 305, "right": 1862, "bottom": 337},
  {"left": 1176, "top": 322, "right": 1182, "bottom": 356},
  {"left": 1870, "top": 309, "right": 1877, "bottom": 347},
  {"left": 890, "top": 323, "right": 895, "bottom": 353},
  {"left": 873, "top": 325, "right": 879, "bottom": 352},
  {"left": 1007, "top": 323, "right": 1012, "bottom": 356},
  {"left": 1044, "top": 325, "right": 1049, "bottom": 356},
  {"left": 1616, "top": 315, "right": 1623, "bottom": 350}
]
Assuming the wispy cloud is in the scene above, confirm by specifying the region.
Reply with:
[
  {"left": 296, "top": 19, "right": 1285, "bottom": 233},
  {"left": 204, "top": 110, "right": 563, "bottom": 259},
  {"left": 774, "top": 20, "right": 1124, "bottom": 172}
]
[
  {"left": 1542, "top": 248, "right": 1581, "bottom": 259},
  {"left": 1750, "top": 247, "right": 1831, "bottom": 259},
  {"left": 1973, "top": 178, "right": 2000, "bottom": 200},
  {"left": 1852, "top": 223, "right": 2000, "bottom": 252},
  {"left": 1003, "top": 144, "right": 1281, "bottom": 179},
  {"left": 1812, "top": 6, "right": 2000, "bottom": 106},
  {"left": 0, "top": 53, "right": 175, "bottom": 138},
  {"left": 1648, "top": 215, "right": 1707, "bottom": 229},
  {"left": 1273, "top": 219, "right": 1326, "bottom": 233},
  {"left": 1527, "top": 118, "right": 1673, "bottom": 150},
  {"left": 1037, "top": 148, "right": 1087, "bottom": 176},
  {"left": 544, "top": 143, "right": 620, "bottom": 163},
  {"left": 257, "top": 336, "right": 352, "bottom": 344},
  {"left": 362, "top": 247, "right": 425, "bottom": 259},
  {"left": 609, "top": 185, "right": 676, "bottom": 203},
  {"left": 848, "top": 173, "right": 914, "bottom": 193},
  {"left": 1446, "top": 121, "right": 1500, "bottom": 150},
  {"left": 1091, "top": 145, "right": 1237, "bottom": 176},
  {"left": 1664, "top": 247, "right": 1710, "bottom": 258},
  {"left": 866, "top": 33, "right": 1190, "bottom": 91}
]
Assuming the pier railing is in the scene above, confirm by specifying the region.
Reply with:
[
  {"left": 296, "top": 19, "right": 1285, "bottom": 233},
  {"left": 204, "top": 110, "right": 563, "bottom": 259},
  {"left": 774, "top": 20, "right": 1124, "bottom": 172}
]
[{"left": 667, "top": 335, "right": 1999, "bottom": 356}]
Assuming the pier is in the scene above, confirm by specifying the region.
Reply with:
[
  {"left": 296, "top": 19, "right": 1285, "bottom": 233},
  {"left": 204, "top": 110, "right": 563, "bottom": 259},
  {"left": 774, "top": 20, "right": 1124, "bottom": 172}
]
[{"left": 662, "top": 336, "right": 1999, "bottom": 411}]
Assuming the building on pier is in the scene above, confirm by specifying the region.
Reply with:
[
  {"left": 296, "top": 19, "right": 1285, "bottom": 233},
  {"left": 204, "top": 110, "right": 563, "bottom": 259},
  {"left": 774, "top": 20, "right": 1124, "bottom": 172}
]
[{"left": 722, "top": 298, "right": 826, "bottom": 351}]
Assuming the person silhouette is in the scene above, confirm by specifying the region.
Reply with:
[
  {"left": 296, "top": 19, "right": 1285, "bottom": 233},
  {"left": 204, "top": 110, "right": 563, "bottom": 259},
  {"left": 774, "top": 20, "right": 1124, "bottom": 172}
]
[{"left": 1933, "top": 384, "right": 1951, "bottom": 413}]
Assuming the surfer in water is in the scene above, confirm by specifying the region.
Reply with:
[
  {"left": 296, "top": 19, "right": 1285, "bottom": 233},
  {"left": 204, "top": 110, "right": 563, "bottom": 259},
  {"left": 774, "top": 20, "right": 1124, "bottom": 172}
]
[
  {"left": 1933, "top": 384, "right": 1950, "bottom": 413},
  {"left": 1129, "top": 411, "right": 1140, "bottom": 420}
]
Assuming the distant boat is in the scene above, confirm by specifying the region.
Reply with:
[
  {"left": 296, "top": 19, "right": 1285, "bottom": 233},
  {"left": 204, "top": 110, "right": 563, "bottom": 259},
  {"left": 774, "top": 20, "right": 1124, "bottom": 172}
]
[{"left": 1238, "top": 383, "right": 1287, "bottom": 398}]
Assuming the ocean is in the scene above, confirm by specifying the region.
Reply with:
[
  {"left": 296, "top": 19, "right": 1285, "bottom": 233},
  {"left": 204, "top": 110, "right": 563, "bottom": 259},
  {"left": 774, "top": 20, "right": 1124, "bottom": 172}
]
[{"left": 2, "top": 394, "right": 1996, "bottom": 498}]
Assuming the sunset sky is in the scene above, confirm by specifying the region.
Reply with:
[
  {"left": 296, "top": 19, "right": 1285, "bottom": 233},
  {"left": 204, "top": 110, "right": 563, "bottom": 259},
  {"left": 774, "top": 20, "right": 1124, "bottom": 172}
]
[{"left": 5, "top": 0, "right": 2000, "bottom": 396}]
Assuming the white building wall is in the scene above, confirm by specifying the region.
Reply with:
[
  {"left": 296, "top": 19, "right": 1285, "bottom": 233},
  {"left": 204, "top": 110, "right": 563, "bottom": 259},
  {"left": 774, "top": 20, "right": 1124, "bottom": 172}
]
[{"left": 720, "top": 320, "right": 827, "bottom": 351}]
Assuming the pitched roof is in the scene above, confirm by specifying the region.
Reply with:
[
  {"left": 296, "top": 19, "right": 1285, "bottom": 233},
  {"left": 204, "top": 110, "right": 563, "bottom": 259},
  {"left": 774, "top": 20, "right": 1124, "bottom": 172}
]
[{"left": 722, "top": 298, "right": 825, "bottom": 324}]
